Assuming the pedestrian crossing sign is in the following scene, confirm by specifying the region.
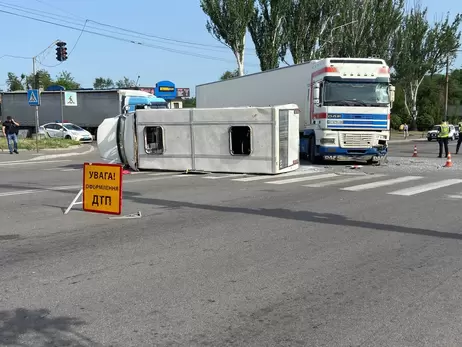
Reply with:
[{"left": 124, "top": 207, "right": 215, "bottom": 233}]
[
  {"left": 64, "top": 91, "right": 78, "bottom": 106},
  {"left": 27, "top": 89, "right": 40, "bottom": 106}
]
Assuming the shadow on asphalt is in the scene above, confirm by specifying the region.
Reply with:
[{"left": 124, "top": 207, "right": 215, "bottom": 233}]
[
  {"left": 122, "top": 191, "right": 462, "bottom": 242},
  {"left": 0, "top": 308, "right": 100, "bottom": 347}
]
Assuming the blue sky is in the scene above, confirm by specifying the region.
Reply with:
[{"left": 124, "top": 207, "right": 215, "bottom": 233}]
[{"left": 0, "top": 0, "right": 460, "bottom": 94}]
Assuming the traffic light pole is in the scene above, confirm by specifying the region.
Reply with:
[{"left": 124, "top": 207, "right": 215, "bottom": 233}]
[
  {"left": 31, "top": 39, "right": 60, "bottom": 153},
  {"left": 32, "top": 56, "right": 39, "bottom": 153}
]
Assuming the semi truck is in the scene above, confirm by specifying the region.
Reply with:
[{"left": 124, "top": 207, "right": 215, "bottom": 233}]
[
  {"left": 196, "top": 57, "right": 395, "bottom": 164},
  {"left": 0, "top": 89, "right": 168, "bottom": 138}
]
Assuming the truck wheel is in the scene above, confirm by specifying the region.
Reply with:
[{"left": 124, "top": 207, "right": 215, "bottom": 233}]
[{"left": 427, "top": 138, "right": 432, "bottom": 141}]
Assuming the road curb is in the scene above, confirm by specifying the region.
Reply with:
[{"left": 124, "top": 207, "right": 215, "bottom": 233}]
[
  {"left": 31, "top": 145, "right": 95, "bottom": 161},
  {"left": 389, "top": 138, "right": 427, "bottom": 144}
]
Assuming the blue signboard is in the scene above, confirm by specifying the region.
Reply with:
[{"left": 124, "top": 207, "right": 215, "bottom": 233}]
[
  {"left": 155, "top": 80, "right": 176, "bottom": 100},
  {"left": 45, "top": 85, "right": 65, "bottom": 91},
  {"left": 27, "top": 89, "right": 40, "bottom": 106}
]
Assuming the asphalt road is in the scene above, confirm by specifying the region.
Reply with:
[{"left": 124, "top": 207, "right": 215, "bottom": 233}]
[
  {"left": 2, "top": 147, "right": 462, "bottom": 346},
  {"left": 389, "top": 137, "right": 461, "bottom": 158}
]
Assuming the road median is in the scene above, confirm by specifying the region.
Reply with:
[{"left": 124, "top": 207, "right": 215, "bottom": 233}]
[{"left": 0, "top": 138, "right": 81, "bottom": 151}]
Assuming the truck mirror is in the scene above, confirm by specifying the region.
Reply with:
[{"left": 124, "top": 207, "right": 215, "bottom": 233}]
[
  {"left": 389, "top": 85, "right": 395, "bottom": 103},
  {"left": 313, "top": 82, "right": 321, "bottom": 105}
]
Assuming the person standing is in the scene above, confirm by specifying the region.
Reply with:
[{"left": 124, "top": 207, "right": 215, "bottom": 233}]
[
  {"left": 403, "top": 123, "right": 409, "bottom": 139},
  {"left": 437, "top": 121, "right": 450, "bottom": 158},
  {"left": 2, "top": 116, "right": 20, "bottom": 154},
  {"left": 456, "top": 121, "right": 462, "bottom": 154}
]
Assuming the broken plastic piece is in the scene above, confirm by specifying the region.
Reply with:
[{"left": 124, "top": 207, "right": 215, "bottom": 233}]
[{"left": 108, "top": 211, "right": 142, "bottom": 220}]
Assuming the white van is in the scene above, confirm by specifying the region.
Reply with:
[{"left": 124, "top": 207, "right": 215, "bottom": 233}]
[{"left": 427, "top": 124, "right": 458, "bottom": 141}]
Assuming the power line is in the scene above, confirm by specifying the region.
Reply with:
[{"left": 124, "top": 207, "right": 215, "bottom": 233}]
[
  {"left": 0, "top": 7, "right": 256, "bottom": 66},
  {"left": 32, "top": 0, "right": 240, "bottom": 51},
  {"left": 0, "top": 1, "right": 256, "bottom": 54},
  {"left": 37, "top": 20, "right": 88, "bottom": 68}
]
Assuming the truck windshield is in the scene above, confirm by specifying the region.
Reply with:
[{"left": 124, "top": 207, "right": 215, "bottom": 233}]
[
  {"left": 149, "top": 103, "right": 169, "bottom": 109},
  {"left": 323, "top": 81, "right": 389, "bottom": 107}
]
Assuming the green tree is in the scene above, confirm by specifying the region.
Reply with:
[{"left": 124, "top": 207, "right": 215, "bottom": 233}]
[
  {"left": 393, "top": 5, "right": 462, "bottom": 129},
  {"left": 183, "top": 97, "right": 196, "bottom": 108},
  {"left": 55, "top": 71, "right": 80, "bottom": 90},
  {"left": 248, "top": 0, "right": 291, "bottom": 71},
  {"left": 200, "top": 0, "right": 255, "bottom": 76},
  {"left": 26, "top": 69, "right": 53, "bottom": 90},
  {"left": 220, "top": 69, "right": 239, "bottom": 80},
  {"left": 115, "top": 77, "right": 136, "bottom": 88},
  {"left": 281, "top": 0, "right": 333, "bottom": 64},
  {"left": 321, "top": 0, "right": 405, "bottom": 65},
  {"left": 93, "top": 77, "right": 115, "bottom": 89},
  {"left": 5, "top": 72, "right": 25, "bottom": 91}
]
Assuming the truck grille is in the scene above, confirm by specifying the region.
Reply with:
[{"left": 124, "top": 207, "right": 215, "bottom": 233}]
[{"left": 340, "top": 133, "right": 374, "bottom": 148}]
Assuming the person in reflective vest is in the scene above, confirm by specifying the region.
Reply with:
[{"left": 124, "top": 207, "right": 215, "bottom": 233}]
[
  {"left": 456, "top": 121, "right": 462, "bottom": 154},
  {"left": 438, "top": 121, "right": 450, "bottom": 158}
]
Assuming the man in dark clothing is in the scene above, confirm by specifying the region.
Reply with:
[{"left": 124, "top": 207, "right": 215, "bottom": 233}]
[{"left": 2, "top": 116, "right": 20, "bottom": 154}]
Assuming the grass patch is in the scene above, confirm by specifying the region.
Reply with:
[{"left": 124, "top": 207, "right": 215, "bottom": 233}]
[
  {"left": 390, "top": 130, "right": 426, "bottom": 139},
  {"left": 0, "top": 138, "right": 81, "bottom": 151}
]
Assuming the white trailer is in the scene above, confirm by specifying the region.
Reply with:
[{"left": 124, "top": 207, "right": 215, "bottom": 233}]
[
  {"left": 97, "top": 104, "right": 300, "bottom": 175},
  {"left": 196, "top": 57, "right": 395, "bottom": 164}
]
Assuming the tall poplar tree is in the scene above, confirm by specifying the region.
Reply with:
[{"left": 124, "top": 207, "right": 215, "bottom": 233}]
[
  {"left": 393, "top": 5, "right": 462, "bottom": 128},
  {"left": 200, "top": 0, "right": 255, "bottom": 76},
  {"left": 248, "top": 0, "right": 291, "bottom": 71}
]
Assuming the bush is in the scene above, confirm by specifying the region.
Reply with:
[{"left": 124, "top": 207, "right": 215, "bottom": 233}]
[
  {"left": 390, "top": 114, "right": 402, "bottom": 130},
  {"left": 416, "top": 113, "right": 434, "bottom": 131}
]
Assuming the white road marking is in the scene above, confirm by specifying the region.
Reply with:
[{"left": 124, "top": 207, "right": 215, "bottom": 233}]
[
  {"left": 0, "top": 175, "right": 179, "bottom": 198},
  {"left": 446, "top": 195, "right": 462, "bottom": 199},
  {"left": 303, "top": 174, "right": 386, "bottom": 187},
  {"left": 265, "top": 173, "right": 338, "bottom": 185},
  {"left": 147, "top": 172, "right": 181, "bottom": 177},
  {"left": 0, "top": 159, "right": 71, "bottom": 167},
  {"left": 388, "top": 179, "right": 462, "bottom": 196},
  {"left": 0, "top": 185, "right": 81, "bottom": 197},
  {"left": 232, "top": 170, "right": 315, "bottom": 182},
  {"left": 204, "top": 174, "right": 245, "bottom": 179},
  {"left": 341, "top": 176, "right": 423, "bottom": 191}
]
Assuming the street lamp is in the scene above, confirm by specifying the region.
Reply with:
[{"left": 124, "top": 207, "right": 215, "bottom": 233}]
[
  {"left": 444, "top": 48, "right": 462, "bottom": 121},
  {"left": 330, "top": 20, "right": 358, "bottom": 56}
]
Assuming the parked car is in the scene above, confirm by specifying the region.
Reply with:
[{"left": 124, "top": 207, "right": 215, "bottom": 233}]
[
  {"left": 41, "top": 122, "right": 93, "bottom": 142},
  {"left": 427, "top": 124, "right": 458, "bottom": 141}
]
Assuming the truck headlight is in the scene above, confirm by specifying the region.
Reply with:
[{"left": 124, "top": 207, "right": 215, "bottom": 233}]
[{"left": 320, "top": 138, "right": 336, "bottom": 144}]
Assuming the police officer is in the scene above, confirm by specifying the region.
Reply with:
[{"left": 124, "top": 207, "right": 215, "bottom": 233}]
[
  {"left": 438, "top": 121, "right": 450, "bottom": 158},
  {"left": 456, "top": 121, "right": 462, "bottom": 154}
]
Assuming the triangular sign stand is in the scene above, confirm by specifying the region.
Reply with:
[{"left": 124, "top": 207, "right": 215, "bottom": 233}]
[
  {"left": 63, "top": 187, "right": 142, "bottom": 219},
  {"left": 64, "top": 188, "right": 83, "bottom": 215}
]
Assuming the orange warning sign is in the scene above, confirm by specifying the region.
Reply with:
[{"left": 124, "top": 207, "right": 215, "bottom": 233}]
[{"left": 82, "top": 162, "right": 122, "bottom": 215}]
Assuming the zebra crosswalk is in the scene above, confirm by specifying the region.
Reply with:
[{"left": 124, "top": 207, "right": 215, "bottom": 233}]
[{"left": 44, "top": 166, "right": 462, "bottom": 199}]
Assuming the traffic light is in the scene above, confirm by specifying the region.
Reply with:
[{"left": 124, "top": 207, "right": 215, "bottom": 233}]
[
  {"left": 61, "top": 46, "right": 67, "bottom": 61},
  {"left": 55, "top": 41, "right": 67, "bottom": 62}
]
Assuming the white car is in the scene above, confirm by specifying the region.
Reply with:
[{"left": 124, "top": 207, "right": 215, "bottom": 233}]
[
  {"left": 41, "top": 122, "right": 93, "bottom": 143},
  {"left": 427, "top": 124, "right": 458, "bottom": 141}
]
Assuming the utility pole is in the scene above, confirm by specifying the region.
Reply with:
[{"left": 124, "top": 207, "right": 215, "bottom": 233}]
[
  {"left": 444, "top": 55, "right": 449, "bottom": 122},
  {"left": 32, "top": 56, "right": 39, "bottom": 153},
  {"left": 31, "top": 39, "right": 62, "bottom": 152},
  {"left": 329, "top": 20, "right": 358, "bottom": 56}
]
